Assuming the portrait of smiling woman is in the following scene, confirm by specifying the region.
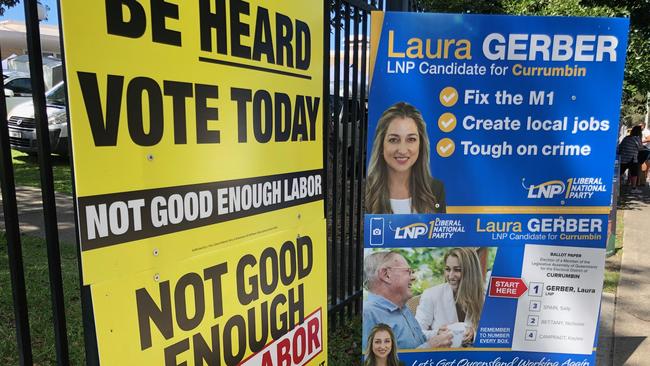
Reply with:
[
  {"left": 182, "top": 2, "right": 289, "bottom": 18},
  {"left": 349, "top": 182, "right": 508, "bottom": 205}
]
[
  {"left": 366, "top": 102, "right": 446, "bottom": 214},
  {"left": 363, "top": 323, "right": 404, "bottom": 366}
]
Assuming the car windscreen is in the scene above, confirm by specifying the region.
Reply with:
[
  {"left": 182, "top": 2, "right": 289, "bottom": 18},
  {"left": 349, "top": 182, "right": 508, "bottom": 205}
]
[{"left": 46, "top": 84, "right": 66, "bottom": 106}]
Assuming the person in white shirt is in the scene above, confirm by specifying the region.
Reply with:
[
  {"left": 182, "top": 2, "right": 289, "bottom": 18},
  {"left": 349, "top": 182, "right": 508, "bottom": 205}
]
[
  {"left": 415, "top": 248, "right": 485, "bottom": 346},
  {"left": 366, "top": 102, "right": 446, "bottom": 214},
  {"left": 641, "top": 122, "right": 650, "bottom": 148}
]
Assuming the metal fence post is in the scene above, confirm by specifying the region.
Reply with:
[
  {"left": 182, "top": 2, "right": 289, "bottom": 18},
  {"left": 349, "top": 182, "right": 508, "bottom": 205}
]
[
  {"left": 327, "top": 0, "right": 375, "bottom": 329},
  {"left": 0, "top": 47, "right": 34, "bottom": 366},
  {"left": 23, "top": 0, "right": 70, "bottom": 364}
]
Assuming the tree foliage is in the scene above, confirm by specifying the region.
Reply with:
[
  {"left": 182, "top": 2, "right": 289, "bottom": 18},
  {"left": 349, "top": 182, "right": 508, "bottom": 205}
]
[
  {"left": 0, "top": 0, "right": 19, "bottom": 16},
  {"left": 417, "top": 0, "right": 506, "bottom": 14},
  {"left": 417, "top": 0, "right": 650, "bottom": 125}
]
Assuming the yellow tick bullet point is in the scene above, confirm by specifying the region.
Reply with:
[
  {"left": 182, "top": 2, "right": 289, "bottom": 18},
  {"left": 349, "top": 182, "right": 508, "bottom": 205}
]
[
  {"left": 436, "top": 138, "right": 455, "bottom": 158},
  {"left": 438, "top": 113, "right": 457, "bottom": 132},
  {"left": 439, "top": 87, "right": 458, "bottom": 107}
]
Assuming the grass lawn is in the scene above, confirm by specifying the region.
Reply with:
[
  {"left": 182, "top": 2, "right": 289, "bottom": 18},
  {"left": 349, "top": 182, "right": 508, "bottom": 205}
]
[
  {"left": 10, "top": 150, "right": 72, "bottom": 195},
  {"left": 0, "top": 233, "right": 85, "bottom": 365},
  {"left": 603, "top": 210, "right": 624, "bottom": 294}
]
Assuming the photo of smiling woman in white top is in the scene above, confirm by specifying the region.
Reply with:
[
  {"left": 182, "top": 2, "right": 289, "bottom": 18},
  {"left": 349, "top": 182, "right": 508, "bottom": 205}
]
[
  {"left": 366, "top": 102, "right": 446, "bottom": 214},
  {"left": 415, "top": 248, "right": 485, "bottom": 346}
]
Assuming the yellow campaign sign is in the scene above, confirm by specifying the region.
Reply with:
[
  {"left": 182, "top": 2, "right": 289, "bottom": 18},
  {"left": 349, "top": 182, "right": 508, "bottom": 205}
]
[
  {"left": 59, "top": 0, "right": 325, "bottom": 285},
  {"left": 90, "top": 219, "right": 327, "bottom": 365},
  {"left": 58, "top": 0, "right": 327, "bottom": 364}
]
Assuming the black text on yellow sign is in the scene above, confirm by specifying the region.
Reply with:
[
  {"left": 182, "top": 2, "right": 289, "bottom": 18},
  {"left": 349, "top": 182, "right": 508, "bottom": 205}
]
[
  {"left": 135, "top": 236, "right": 319, "bottom": 365},
  {"left": 62, "top": 0, "right": 324, "bottom": 284},
  {"left": 106, "top": 0, "right": 312, "bottom": 71},
  {"left": 77, "top": 0, "right": 320, "bottom": 148},
  {"left": 88, "top": 219, "right": 327, "bottom": 365},
  {"left": 61, "top": 1, "right": 326, "bottom": 363},
  {"left": 78, "top": 77, "right": 319, "bottom": 146}
]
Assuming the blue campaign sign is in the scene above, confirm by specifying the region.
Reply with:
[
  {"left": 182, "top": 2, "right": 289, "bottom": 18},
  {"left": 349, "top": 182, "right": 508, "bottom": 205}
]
[
  {"left": 366, "top": 12, "right": 629, "bottom": 210},
  {"left": 362, "top": 213, "right": 608, "bottom": 364}
]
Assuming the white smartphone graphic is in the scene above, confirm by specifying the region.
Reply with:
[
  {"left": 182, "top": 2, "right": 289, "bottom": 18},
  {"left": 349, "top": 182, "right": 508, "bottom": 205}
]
[{"left": 369, "top": 217, "right": 384, "bottom": 246}]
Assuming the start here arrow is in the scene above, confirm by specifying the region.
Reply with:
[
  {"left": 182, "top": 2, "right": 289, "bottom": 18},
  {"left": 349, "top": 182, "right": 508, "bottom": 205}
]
[{"left": 489, "top": 276, "right": 529, "bottom": 298}]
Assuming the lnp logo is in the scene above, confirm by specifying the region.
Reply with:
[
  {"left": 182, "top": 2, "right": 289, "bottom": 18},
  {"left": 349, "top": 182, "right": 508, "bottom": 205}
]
[
  {"left": 394, "top": 223, "right": 428, "bottom": 239},
  {"left": 522, "top": 178, "right": 566, "bottom": 199}
]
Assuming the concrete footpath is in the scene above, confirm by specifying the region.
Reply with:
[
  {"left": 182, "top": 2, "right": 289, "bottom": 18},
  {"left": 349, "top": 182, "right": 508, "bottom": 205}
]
[
  {"left": 1, "top": 185, "right": 650, "bottom": 364},
  {"left": 0, "top": 185, "right": 77, "bottom": 244},
  {"left": 607, "top": 186, "right": 650, "bottom": 365}
]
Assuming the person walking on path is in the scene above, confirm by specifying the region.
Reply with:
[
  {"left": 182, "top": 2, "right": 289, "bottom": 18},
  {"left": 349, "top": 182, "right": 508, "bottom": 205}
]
[
  {"left": 637, "top": 123, "right": 650, "bottom": 187},
  {"left": 618, "top": 126, "right": 644, "bottom": 194}
]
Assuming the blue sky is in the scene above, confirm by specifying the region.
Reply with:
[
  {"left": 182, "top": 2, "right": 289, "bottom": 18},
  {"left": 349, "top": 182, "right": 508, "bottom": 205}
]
[{"left": 0, "top": 0, "right": 59, "bottom": 25}]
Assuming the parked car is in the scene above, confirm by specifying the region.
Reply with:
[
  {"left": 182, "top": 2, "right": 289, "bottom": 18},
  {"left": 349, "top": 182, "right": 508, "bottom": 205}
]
[
  {"left": 7, "top": 81, "right": 68, "bottom": 155},
  {"left": 3, "top": 71, "right": 33, "bottom": 112}
]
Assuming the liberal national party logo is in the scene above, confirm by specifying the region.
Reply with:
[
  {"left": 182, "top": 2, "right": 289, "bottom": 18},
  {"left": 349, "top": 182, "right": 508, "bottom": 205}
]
[
  {"left": 522, "top": 177, "right": 607, "bottom": 201},
  {"left": 391, "top": 219, "right": 465, "bottom": 240}
]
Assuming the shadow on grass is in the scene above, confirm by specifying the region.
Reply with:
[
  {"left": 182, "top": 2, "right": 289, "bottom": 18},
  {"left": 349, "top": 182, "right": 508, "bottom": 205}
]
[
  {"left": 0, "top": 232, "right": 84, "bottom": 365},
  {"left": 10, "top": 150, "right": 72, "bottom": 195}
]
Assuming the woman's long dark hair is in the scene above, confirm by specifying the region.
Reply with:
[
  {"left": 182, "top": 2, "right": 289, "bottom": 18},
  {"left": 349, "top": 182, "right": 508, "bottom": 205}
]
[{"left": 366, "top": 102, "right": 440, "bottom": 213}]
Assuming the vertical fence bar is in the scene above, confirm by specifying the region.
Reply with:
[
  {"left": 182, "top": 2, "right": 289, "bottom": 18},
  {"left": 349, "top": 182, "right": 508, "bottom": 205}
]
[
  {"left": 323, "top": 0, "right": 333, "bottom": 334},
  {"left": 329, "top": 0, "right": 342, "bottom": 329},
  {"left": 0, "top": 50, "right": 34, "bottom": 366},
  {"left": 356, "top": 7, "right": 370, "bottom": 313},
  {"left": 328, "top": 0, "right": 377, "bottom": 328},
  {"left": 346, "top": 6, "right": 360, "bottom": 318},
  {"left": 23, "top": 1, "right": 70, "bottom": 364},
  {"left": 339, "top": 1, "right": 351, "bottom": 325},
  {"left": 55, "top": 1, "right": 100, "bottom": 364}
]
